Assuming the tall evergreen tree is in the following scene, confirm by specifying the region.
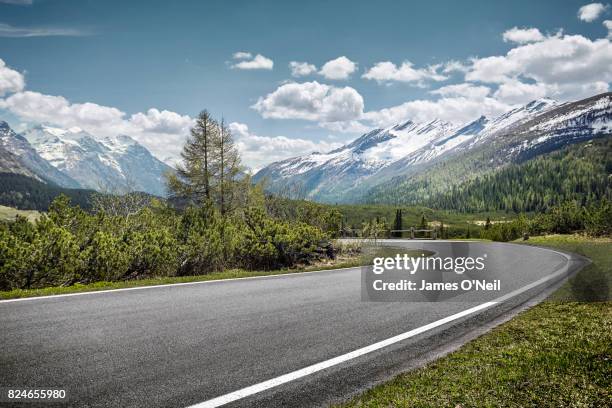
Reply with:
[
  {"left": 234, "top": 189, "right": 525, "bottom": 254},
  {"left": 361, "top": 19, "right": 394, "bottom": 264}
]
[{"left": 393, "top": 209, "right": 402, "bottom": 237}]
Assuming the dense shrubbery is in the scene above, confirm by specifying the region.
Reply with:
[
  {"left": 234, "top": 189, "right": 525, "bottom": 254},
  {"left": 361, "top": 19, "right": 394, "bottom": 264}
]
[
  {"left": 0, "top": 194, "right": 335, "bottom": 291},
  {"left": 480, "top": 200, "right": 612, "bottom": 242}
]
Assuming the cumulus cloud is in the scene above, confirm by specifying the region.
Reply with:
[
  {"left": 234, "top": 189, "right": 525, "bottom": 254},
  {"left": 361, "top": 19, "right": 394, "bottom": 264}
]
[
  {"left": 430, "top": 83, "right": 491, "bottom": 99},
  {"left": 363, "top": 96, "right": 511, "bottom": 127},
  {"left": 492, "top": 80, "right": 549, "bottom": 104},
  {"left": 129, "top": 108, "right": 193, "bottom": 134},
  {"left": 578, "top": 3, "right": 609, "bottom": 22},
  {"left": 442, "top": 60, "right": 470, "bottom": 74},
  {"left": 0, "top": 57, "right": 195, "bottom": 164},
  {"left": 0, "top": 58, "right": 25, "bottom": 95},
  {"left": 251, "top": 81, "right": 364, "bottom": 123},
  {"left": 503, "top": 27, "right": 545, "bottom": 44},
  {"left": 229, "top": 122, "right": 341, "bottom": 171},
  {"left": 232, "top": 51, "right": 252, "bottom": 59},
  {"left": 604, "top": 19, "right": 612, "bottom": 37},
  {"left": 0, "top": 23, "right": 87, "bottom": 37},
  {"left": 465, "top": 33, "right": 612, "bottom": 100},
  {"left": 362, "top": 61, "right": 447, "bottom": 85},
  {"left": 289, "top": 61, "right": 318, "bottom": 77},
  {"left": 231, "top": 53, "right": 274, "bottom": 70},
  {"left": 318, "top": 56, "right": 357, "bottom": 80}
]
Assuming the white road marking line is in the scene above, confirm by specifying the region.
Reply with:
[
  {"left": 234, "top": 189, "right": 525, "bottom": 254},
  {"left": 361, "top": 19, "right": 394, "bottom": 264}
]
[
  {"left": 0, "top": 266, "right": 361, "bottom": 304},
  {"left": 187, "top": 249, "right": 574, "bottom": 408},
  {"left": 187, "top": 301, "right": 498, "bottom": 408}
]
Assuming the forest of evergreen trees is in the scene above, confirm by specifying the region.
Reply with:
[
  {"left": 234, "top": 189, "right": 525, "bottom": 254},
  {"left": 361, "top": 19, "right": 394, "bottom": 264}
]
[
  {"left": 0, "top": 173, "right": 94, "bottom": 211},
  {"left": 368, "top": 138, "right": 611, "bottom": 213}
]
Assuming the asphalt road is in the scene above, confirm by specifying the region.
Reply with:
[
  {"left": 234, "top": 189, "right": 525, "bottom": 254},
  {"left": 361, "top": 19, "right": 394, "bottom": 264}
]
[{"left": 0, "top": 240, "right": 588, "bottom": 408}]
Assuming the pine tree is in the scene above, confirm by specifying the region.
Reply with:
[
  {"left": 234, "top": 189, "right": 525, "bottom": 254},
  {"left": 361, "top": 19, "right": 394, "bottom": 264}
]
[{"left": 393, "top": 209, "right": 402, "bottom": 237}]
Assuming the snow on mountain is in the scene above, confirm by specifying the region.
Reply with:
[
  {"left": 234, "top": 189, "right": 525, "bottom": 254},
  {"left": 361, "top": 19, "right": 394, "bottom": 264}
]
[
  {"left": 23, "top": 125, "right": 172, "bottom": 196},
  {"left": 254, "top": 94, "right": 610, "bottom": 203},
  {"left": 0, "top": 121, "right": 81, "bottom": 187}
]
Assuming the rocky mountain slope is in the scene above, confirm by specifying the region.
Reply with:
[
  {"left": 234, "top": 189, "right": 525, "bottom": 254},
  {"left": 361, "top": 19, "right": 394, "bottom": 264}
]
[
  {"left": 0, "top": 121, "right": 81, "bottom": 188},
  {"left": 22, "top": 125, "right": 172, "bottom": 196}
]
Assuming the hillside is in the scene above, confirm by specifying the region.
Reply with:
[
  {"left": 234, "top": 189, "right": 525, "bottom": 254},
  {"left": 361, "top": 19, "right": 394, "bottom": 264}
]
[
  {"left": 0, "top": 173, "right": 94, "bottom": 211},
  {"left": 412, "top": 139, "right": 611, "bottom": 213}
]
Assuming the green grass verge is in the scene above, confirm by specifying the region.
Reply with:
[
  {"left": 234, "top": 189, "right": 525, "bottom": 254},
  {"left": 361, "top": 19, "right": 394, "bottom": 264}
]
[{"left": 339, "top": 234, "right": 611, "bottom": 408}]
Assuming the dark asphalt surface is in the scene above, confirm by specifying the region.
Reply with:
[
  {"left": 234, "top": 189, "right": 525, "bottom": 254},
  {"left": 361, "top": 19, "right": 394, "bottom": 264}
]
[{"left": 0, "top": 241, "right": 588, "bottom": 408}]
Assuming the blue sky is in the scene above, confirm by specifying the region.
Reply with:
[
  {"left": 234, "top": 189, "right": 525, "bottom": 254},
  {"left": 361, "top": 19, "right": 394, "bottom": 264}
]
[{"left": 0, "top": 0, "right": 610, "bottom": 169}]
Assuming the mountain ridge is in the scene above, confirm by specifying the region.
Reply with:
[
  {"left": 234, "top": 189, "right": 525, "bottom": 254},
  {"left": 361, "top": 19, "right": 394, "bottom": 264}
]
[{"left": 254, "top": 93, "right": 610, "bottom": 204}]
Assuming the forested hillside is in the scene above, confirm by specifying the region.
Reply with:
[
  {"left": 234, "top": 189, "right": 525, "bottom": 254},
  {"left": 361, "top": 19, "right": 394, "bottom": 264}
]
[
  {"left": 422, "top": 138, "right": 611, "bottom": 213},
  {"left": 366, "top": 138, "right": 611, "bottom": 212},
  {"left": 0, "top": 173, "right": 94, "bottom": 211}
]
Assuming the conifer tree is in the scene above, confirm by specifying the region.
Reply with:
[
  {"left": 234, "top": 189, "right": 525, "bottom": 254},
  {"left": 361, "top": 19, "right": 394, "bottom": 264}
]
[{"left": 166, "top": 110, "right": 218, "bottom": 205}]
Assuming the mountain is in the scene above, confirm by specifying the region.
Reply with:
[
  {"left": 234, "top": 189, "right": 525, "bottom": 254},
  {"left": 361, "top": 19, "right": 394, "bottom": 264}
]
[
  {"left": 366, "top": 93, "right": 611, "bottom": 205},
  {"left": 254, "top": 118, "right": 459, "bottom": 201},
  {"left": 254, "top": 93, "right": 610, "bottom": 204},
  {"left": 22, "top": 125, "right": 172, "bottom": 196},
  {"left": 0, "top": 121, "right": 81, "bottom": 188}
]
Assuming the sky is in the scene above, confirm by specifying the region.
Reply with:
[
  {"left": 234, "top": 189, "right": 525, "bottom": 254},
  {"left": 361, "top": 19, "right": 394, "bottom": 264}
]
[{"left": 0, "top": 0, "right": 611, "bottom": 170}]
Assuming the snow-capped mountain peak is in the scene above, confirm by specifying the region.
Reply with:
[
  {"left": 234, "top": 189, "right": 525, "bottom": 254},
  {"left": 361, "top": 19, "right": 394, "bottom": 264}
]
[{"left": 22, "top": 125, "right": 172, "bottom": 196}]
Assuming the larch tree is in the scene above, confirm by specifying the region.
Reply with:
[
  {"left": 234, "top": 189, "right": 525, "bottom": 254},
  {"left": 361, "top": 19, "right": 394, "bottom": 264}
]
[{"left": 166, "top": 110, "right": 218, "bottom": 205}]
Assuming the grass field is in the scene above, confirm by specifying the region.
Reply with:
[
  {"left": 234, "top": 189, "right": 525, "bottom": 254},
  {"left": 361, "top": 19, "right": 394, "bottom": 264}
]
[
  {"left": 339, "top": 235, "right": 611, "bottom": 408},
  {"left": 0, "top": 205, "right": 40, "bottom": 222}
]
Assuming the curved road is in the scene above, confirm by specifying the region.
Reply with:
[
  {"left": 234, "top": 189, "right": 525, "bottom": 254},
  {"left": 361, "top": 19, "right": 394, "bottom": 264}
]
[{"left": 0, "top": 241, "right": 588, "bottom": 407}]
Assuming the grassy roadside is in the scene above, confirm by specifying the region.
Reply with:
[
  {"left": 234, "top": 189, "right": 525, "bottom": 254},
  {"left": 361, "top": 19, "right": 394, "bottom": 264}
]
[{"left": 339, "top": 235, "right": 611, "bottom": 408}]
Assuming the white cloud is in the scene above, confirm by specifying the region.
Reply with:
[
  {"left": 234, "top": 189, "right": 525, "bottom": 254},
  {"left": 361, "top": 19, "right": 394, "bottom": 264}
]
[
  {"left": 0, "top": 23, "right": 87, "bottom": 37},
  {"left": 492, "top": 80, "right": 550, "bottom": 104},
  {"left": 502, "top": 27, "right": 545, "bottom": 44},
  {"left": 465, "top": 33, "right": 612, "bottom": 100},
  {"left": 1, "top": 91, "right": 126, "bottom": 128},
  {"left": 442, "top": 60, "right": 470, "bottom": 74},
  {"left": 465, "top": 56, "right": 519, "bottom": 83},
  {"left": 129, "top": 108, "right": 193, "bottom": 134},
  {"left": 363, "top": 96, "right": 511, "bottom": 127},
  {"left": 318, "top": 120, "right": 371, "bottom": 134},
  {"left": 362, "top": 61, "right": 447, "bottom": 85},
  {"left": 252, "top": 81, "right": 364, "bottom": 123},
  {"left": 0, "top": 58, "right": 25, "bottom": 96},
  {"left": 231, "top": 54, "right": 274, "bottom": 70},
  {"left": 578, "top": 3, "right": 609, "bottom": 22},
  {"left": 430, "top": 83, "right": 491, "bottom": 99},
  {"left": 604, "top": 19, "right": 612, "bottom": 37},
  {"left": 229, "top": 122, "right": 341, "bottom": 171},
  {"left": 318, "top": 56, "right": 357, "bottom": 80},
  {"left": 232, "top": 51, "right": 252, "bottom": 59},
  {"left": 289, "top": 61, "right": 317, "bottom": 77}
]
